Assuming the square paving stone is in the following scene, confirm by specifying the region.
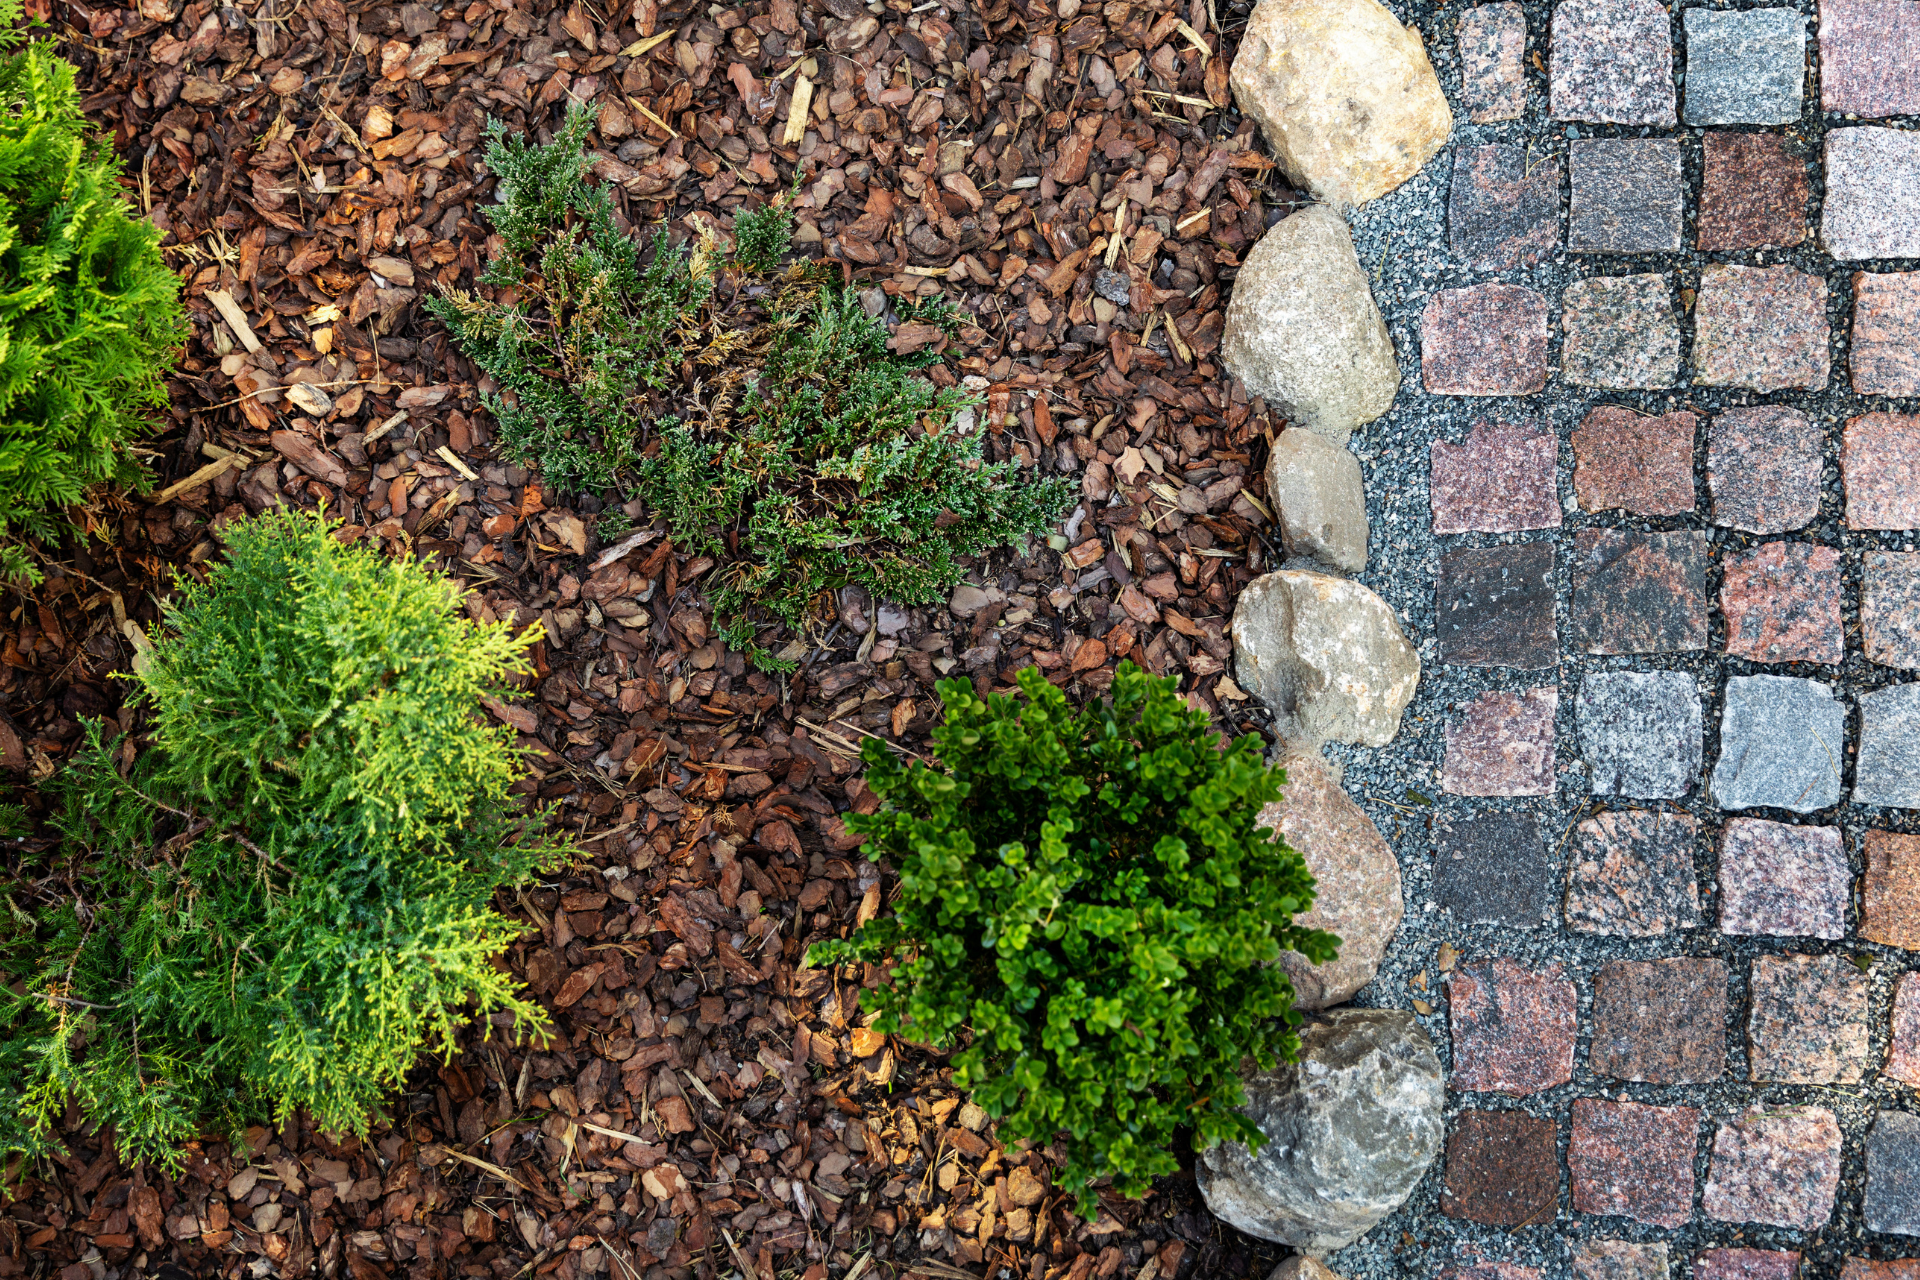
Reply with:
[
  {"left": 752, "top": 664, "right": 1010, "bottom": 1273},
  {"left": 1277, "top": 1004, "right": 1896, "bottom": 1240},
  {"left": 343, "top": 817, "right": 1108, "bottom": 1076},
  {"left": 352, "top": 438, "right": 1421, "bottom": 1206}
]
[
  {"left": 1573, "top": 1240, "right": 1669, "bottom": 1280},
  {"left": 1695, "top": 1251, "right": 1803, "bottom": 1280},
  {"left": 1844, "top": 414, "right": 1920, "bottom": 531},
  {"left": 1568, "top": 140, "right": 1683, "bottom": 254},
  {"left": 1891, "top": 973, "right": 1920, "bottom": 1088},
  {"left": 1561, "top": 274, "right": 1682, "bottom": 388},
  {"left": 1440, "top": 1109, "right": 1561, "bottom": 1227},
  {"left": 1578, "top": 671, "right": 1702, "bottom": 799},
  {"left": 1825, "top": 128, "right": 1920, "bottom": 260},
  {"left": 1720, "top": 542, "right": 1845, "bottom": 665},
  {"left": 1866, "top": 1111, "right": 1920, "bottom": 1236},
  {"left": 1718, "top": 818, "right": 1849, "bottom": 940},
  {"left": 1571, "top": 405, "right": 1695, "bottom": 516},
  {"left": 1693, "top": 265, "right": 1832, "bottom": 393},
  {"left": 1565, "top": 810, "right": 1702, "bottom": 937},
  {"left": 1868, "top": 552, "right": 1920, "bottom": 670},
  {"left": 1589, "top": 957, "right": 1728, "bottom": 1084},
  {"left": 1446, "top": 956, "right": 1577, "bottom": 1095},
  {"left": 1699, "top": 131, "right": 1809, "bottom": 251},
  {"left": 1682, "top": 7, "right": 1807, "bottom": 125},
  {"left": 1437, "top": 543, "right": 1558, "bottom": 669},
  {"left": 1443, "top": 687, "right": 1558, "bottom": 797},
  {"left": 1852, "top": 273, "right": 1920, "bottom": 398},
  {"left": 1451, "top": 145, "right": 1563, "bottom": 272},
  {"left": 1423, "top": 285, "right": 1551, "bottom": 396},
  {"left": 1710, "top": 676, "right": 1846, "bottom": 813},
  {"left": 1434, "top": 812, "right": 1552, "bottom": 927},
  {"left": 1570, "top": 529, "right": 1708, "bottom": 655},
  {"left": 1748, "top": 953, "right": 1871, "bottom": 1084},
  {"left": 1704, "top": 1107, "right": 1843, "bottom": 1229},
  {"left": 1819, "top": 0, "right": 1920, "bottom": 118},
  {"left": 1842, "top": 1265, "right": 1920, "bottom": 1280},
  {"left": 1708, "top": 406, "right": 1823, "bottom": 534},
  {"left": 1864, "top": 829, "right": 1920, "bottom": 950},
  {"left": 1460, "top": 3, "right": 1528, "bottom": 123},
  {"left": 1567, "top": 1098, "right": 1699, "bottom": 1228},
  {"left": 1444, "top": 1262, "right": 1545, "bottom": 1280},
  {"left": 1431, "top": 419, "right": 1562, "bottom": 535},
  {"left": 1856, "top": 682, "right": 1920, "bottom": 808},
  {"left": 1550, "top": 0, "right": 1678, "bottom": 125}
]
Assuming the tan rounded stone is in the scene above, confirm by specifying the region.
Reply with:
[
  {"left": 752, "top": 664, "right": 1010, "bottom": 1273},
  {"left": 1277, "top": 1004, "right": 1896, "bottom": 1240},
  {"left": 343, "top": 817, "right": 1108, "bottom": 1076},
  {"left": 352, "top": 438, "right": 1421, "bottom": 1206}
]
[{"left": 1229, "top": 0, "right": 1453, "bottom": 209}]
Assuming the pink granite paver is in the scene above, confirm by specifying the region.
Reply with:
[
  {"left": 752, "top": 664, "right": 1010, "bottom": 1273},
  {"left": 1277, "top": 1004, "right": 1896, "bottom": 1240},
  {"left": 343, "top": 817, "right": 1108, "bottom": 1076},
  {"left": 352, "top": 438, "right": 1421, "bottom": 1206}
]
[
  {"left": 1818, "top": 0, "right": 1920, "bottom": 117},
  {"left": 1568, "top": 1098, "right": 1698, "bottom": 1228},
  {"left": 1460, "top": 3, "right": 1528, "bottom": 123},
  {"left": 1694, "top": 1251, "right": 1802, "bottom": 1280},
  {"left": 1886, "top": 972, "right": 1920, "bottom": 1088},
  {"left": 1550, "top": 0, "right": 1678, "bottom": 125},
  {"left": 1442, "top": 687, "right": 1557, "bottom": 796},
  {"left": 1699, "top": 131, "right": 1808, "bottom": 250},
  {"left": 1853, "top": 272, "right": 1920, "bottom": 397},
  {"left": 1707, "top": 406, "right": 1823, "bottom": 534},
  {"left": 1430, "top": 419, "right": 1561, "bottom": 534},
  {"left": 1748, "top": 953, "right": 1872, "bottom": 1084},
  {"left": 1572, "top": 1241, "right": 1668, "bottom": 1280},
  {"left": 1571, "top": 406, "right": 1695, "bottom": 516},
  {"left": 1703, "top": 1107, "right": 1842, "bottom": 1230},
  {"left": 1565, "top": 810, "right": 1701, "bottom": 938},
  {"left": 1446, "top": 956, "right": 1577, "bottom": 1095},
  {"left": 1844, "top": 414, "right": 1920, "bottom": 530},
  {"left": 1719, "top": 542, "right": 1844, "bottom": 665},
  {"left": 1717, "top": 818, "right": 1848, "bottom": 940},
  {"left": 1863, "top": 829, "right": 1920, "bottom": 950},
  {"left": 1693, "top": 265, "right": 1831, "bottom": 392},
  {"left": 1865, "top": 551, "right": 1920, "bottom": 669},
  {"left": 1423, "top": 285, "right": 1550, "bottom": 396}
]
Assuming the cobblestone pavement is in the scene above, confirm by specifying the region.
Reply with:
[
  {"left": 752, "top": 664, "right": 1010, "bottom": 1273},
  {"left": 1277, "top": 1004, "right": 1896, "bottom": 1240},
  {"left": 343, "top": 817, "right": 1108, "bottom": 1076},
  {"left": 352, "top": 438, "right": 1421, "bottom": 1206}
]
[{"left": 1309, "top": 3, "right": 1920, "bottom": 1278}]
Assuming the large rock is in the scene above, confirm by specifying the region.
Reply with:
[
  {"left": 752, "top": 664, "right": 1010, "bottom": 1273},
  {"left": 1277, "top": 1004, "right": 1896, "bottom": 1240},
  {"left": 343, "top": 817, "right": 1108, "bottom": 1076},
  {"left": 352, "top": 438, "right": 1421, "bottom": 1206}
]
[
  {"left": 1223, "top": 206, "right": 1400, "bottom": 444},
  {"left": 1231, "top": 570, "right": 1420, "bottom": 747},
  {"left": 1198, "top": 1009, "right": 1445, "bottom": 1254},
  {"left": 1266, "top": 430, "right": 1369, "bottom": 572},
  {"left": 1259, "top": 752, "right": 1402, "bottom": 1009},
  {"left": 1271, "top": 1260, "right": 1347, "bottom": 1280},
  {"left": 1230, "top": 0, "right": 1453, "bottom": 208}
]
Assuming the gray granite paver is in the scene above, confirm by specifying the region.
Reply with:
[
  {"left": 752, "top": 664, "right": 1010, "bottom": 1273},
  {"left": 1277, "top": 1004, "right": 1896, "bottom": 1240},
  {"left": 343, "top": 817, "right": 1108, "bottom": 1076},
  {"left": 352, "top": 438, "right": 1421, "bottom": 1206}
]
[
  {"left": 1682, "top": 8, "right": 1806, "bottom": 125},
  {"left": 1857, "top": 682, "right": 1920, "bottom": 808},
  {"left": 1717, "top": 819, "right": 1848, "bottom": 940},
  {"left": 1568, "top": 140, "right": 1682, "bottom": 255},
  {"left": 1824, "top": 128, "right": 1920, "bottom": 260},
  {"left": 1709, "top": 676, "right": 1845, "bottom": 814},
  {"left": 1865, "top": 1111, "right": 1920, "bottom": 1237},
  {"left": 1550, "top": 0, "right": 1677, "bottom": 125},
  {"left": 1577, "top": 671, "right": 1701, "bottom": 800}
]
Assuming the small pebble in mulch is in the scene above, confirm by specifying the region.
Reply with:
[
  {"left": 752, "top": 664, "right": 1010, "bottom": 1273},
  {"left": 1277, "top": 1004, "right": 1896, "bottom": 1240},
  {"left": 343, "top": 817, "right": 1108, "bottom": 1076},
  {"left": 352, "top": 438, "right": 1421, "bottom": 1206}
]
[
  {"left": 1824, "top": 127, "right": 1920, "bottom": 259},
  {"left": 1549, "top": 0, "right": 1678, "bottom": 125},
  {"left": 1435, "top": 542, "right": 1559, "bottom": 668},
  {"left": 1588, "top": 957, "right": 1728, "bottom": 1084},
  {"left": 1692, "top": 264, "right": 1831, "bottom": 392},
  {"left": 1458, "top": 2, "right": 1528, "bottom": 123},
  {"left": 1680, "top": 7, "right": 1807, "bottom": 126},
  {"left": 1854, "top": 681, "right": 1920, "bottom": 806},
  {"left": 1710, "top": 674, "right": 1846, "bottom": 812},
  {"left": 1716, "top": 817, "right": 1849, "bottom": 940},
  {"left": 1818, "top": 0, "right": 1920, "bottom": 117},
  {"left": 1567, "top": 140, "right": 1683, "bottom": 254},
  {"left": 1573, "top": 1240, "right": 1670, "bottom": 1280},
  {"left": 1439, "top": 1109, "right": 1560, "bottom": 1227},
  {"left": 1565, "top": 810, "right": 1703, "bottom": 938},
  {"left": 1578, "top": 670, "right": 1702, "bottom": 799},
  {"left": 1693, "top": 1249, "right": 1805, "bottom": 1280},
  {"left": 1885, "top": 973, "right": 1920, "bottom": 1088},
  {"left": 1850, "top": 271, "right": 1920, "bottom": 396},
  {"left": 1420, "top": 283, "right": 1551, "bottom": 396},
  {"left": 1432, "top": 812, "right": 1552, "bottom": 926},
  {"left": 1441, "top": 687, "right": 1558, "bottom": 796},
  {"left": 1698, "top": 130, "right": 1810, "bottom": 250},
  {"left": 1864, "top": 1110, "right": 1920, "bottom": 1236},
  {"left": 1560, "top": 273, "right": 1682, "bottom": 388},
  {"left": 1448, "top": 144, "right": 1563, "bottom": 272},
  {"left": 1718, "top": 541, "right": 1844, "bottom": 664},
  {"left": 1747, "top": 953, "right": 1872, "bottom": 1084},
  {"left": 1570, "top": 405, "right": 1696, "bottom": 516},
  {"left": 1702, "top": 1106, "right": 1843, "bottom": 1229},
  {"left": 1567, "top": 1097, "right": 1700, "bottom": 1228},
  {"left": 1843, "top": 412, "right": 1920, "bottom": 529},
  {"left": 1445, "top": 955, "right": 1577, "bottom": 1094},
  {"left": 1429, "top": 418, "right": 1562, "bottom": 534},
  {"left": 1863, "top": 829, "right": 1920, "bottom": 949},
  {"left": 1865, "top": 550, "right": 1920, "bottom": 668},
  {"left": 1570, "top": 529, "right": 1709, "bottom": 655},
  {"left": 1708, "top": 405, "right": 1824, "bottom": 533}
]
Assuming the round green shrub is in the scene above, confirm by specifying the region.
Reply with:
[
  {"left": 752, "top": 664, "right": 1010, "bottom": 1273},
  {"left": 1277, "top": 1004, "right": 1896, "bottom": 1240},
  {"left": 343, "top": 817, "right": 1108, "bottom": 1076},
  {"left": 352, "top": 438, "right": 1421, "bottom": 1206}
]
[
  {"left": 814, "top": 663, "right": 1337, "bottom": 1215},
  {"left": 0, "top": 16, "right": 189, "bottom": 583},
  {"left": 0, "top": 511, "right": 560, "bottom": 1169}
]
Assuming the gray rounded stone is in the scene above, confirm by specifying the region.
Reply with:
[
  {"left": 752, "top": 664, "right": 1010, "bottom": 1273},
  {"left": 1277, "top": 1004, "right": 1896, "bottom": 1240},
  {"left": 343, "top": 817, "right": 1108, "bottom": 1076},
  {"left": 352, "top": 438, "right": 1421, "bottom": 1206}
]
[
  {"left": 1197, "top": 1009, "right": 1444, "bottom": 1255},
  {"left": 1267, "top": 429, "right": 1369, "bottom": 573},
  {"left": 1231, "top": 570, "right": 1421, "bottom": 748},
  {"left": 1710, "top": 675, "right": 1845, "bottom": 813}
]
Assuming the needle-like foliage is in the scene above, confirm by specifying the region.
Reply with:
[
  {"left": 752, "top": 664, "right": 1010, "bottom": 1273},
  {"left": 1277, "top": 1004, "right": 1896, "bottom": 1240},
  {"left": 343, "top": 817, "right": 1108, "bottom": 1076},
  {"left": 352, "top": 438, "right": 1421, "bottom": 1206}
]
[
  {"left": 0, "top": 511, "right": 561, "bottom": 1171},
  {"left": 814, "top": 664, "right": 1337, "bottom": 1217}
]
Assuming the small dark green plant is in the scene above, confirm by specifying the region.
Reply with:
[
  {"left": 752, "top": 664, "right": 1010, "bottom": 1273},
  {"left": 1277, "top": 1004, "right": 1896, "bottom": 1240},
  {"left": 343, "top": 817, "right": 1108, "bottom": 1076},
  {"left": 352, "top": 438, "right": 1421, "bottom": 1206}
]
[
  {"left": 0, "top": 2, "right": 189, "bottom": 583},
  {"left": 0, "top": 510, "right": 561, "bottom": 1169},
  {"left": 435, "top": 105, "right": 1074, "bottom": 669},
  {"left": 814, "top": 664, "right": 1337, "bottom": 1216}
]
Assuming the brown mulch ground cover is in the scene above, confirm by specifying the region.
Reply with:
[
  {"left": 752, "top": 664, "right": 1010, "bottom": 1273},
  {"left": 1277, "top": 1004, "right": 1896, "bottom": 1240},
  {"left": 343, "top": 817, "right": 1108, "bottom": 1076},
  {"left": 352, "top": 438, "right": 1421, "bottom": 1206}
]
[{"left": 1, "top": 0, "right": 1310, "bottom": 1276}]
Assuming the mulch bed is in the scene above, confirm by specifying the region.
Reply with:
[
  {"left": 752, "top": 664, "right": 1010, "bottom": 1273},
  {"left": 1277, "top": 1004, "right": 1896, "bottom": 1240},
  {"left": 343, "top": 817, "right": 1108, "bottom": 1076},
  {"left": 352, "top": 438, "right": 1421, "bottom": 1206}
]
[{"left": 1, "top": 0, "right": 1310, "bottom": 1276}]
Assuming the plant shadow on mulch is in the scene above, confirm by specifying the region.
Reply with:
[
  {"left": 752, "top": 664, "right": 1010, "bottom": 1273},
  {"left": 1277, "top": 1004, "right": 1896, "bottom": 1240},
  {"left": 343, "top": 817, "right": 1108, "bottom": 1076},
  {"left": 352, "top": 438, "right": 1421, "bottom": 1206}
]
[{"left": 1, "top": 0, "right": 1319, "bottom": 1277}]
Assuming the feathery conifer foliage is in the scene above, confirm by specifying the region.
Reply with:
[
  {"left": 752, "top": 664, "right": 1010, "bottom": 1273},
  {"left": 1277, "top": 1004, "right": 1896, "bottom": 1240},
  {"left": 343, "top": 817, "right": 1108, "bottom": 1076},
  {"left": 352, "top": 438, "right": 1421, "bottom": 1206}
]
[
  {"left": 434, "top": 105, "right": 1074, "bottom": 669},
  {"left": 0, "top": 512, "right": 560, "bottom": 1170},
  {"left": 814, "top": 664, "right": 1337, "bottom": 1216},
  {"left": 0, "top": 0, "right": 187, "bottom": 583}
]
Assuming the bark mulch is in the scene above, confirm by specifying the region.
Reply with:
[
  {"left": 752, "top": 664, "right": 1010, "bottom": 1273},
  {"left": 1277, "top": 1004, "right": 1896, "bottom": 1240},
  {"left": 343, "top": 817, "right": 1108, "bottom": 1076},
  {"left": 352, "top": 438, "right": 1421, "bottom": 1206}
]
[{"left": 1, "top": 0, "right": 1311, "bottom": 1277}]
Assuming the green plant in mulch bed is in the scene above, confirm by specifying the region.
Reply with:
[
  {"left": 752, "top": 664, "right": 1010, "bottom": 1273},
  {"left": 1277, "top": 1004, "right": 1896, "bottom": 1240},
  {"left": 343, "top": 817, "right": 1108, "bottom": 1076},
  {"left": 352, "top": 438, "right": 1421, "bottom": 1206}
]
[
  {"left": 0, "top": 0, "right": 189, "bottom": 585},
  {"left": 813, "top": 663, "right": 1338, "bottom": 1217},
  {"left": 0, "top": 510, "right": 563, "bottom": 1171},
  {"left": 431, "top": 104, "right": 1075, "bottom": 671}
]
